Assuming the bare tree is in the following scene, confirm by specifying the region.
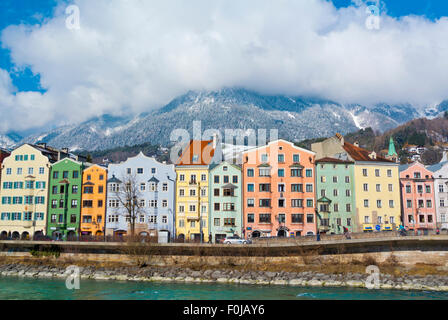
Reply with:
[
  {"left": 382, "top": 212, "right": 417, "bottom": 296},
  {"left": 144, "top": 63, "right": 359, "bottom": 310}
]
[{"left": 112, "top": 173, "right": 146, "bottom": 238}]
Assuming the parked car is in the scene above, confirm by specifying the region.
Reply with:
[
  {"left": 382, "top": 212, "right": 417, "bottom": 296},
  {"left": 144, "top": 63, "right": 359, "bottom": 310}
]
[{"left": 221, "top": 235, "right": 252, "bottom": 245}]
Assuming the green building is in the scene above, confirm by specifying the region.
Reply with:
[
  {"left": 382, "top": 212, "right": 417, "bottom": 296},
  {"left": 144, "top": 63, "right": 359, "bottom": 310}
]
[
  {"left": 208, "top": 162, "right": 243, "bottom": 243},
  {"left": 315, "top": 157, "right": 357, "bottom": 234},
  {"left": 47, "top": 158, "right": 85, "bottom": 240}
]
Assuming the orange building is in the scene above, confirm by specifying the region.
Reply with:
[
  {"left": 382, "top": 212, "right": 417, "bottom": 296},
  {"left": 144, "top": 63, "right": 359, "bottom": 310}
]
[
  {"left": 80, "top": 164, "right": 107, "bottom": 237},
  {"left": 242, "top": 140, "right": 317, "bottom": 238}
]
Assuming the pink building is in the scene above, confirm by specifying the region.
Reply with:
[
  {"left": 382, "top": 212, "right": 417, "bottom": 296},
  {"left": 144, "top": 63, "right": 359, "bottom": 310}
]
[
  {"left": 242, "top": 140, "right": 316, "bottom": 239},
  {"left": 400, "top": 162, "right": 437, "bottom": 233}
]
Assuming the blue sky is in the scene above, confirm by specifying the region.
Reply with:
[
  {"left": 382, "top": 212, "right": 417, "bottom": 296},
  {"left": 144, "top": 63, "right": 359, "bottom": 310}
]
[{"left": 1, "top": 0, "right": 447, "bottom": 93}]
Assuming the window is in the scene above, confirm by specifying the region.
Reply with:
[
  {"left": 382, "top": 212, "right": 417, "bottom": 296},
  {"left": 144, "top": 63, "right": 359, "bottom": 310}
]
[
  {"left": 233, "top": 176, "right": 238, "bottom": 184},
  {"left": 261, "top": 154, "right": 268, "bottom": 163},
  {"left": 388, "top": 184, "right": 393, "bottom": 192},
  {"left": 426, "top": 200, "right": 432, "bottom": 208},
  {"left": 334, "top": 203, "right": 339, "bottom": 212},
  {"left": 162, "top": 183, "right": 168, "bottom": 192},
  {"left": 321, "top": 176, "right": 326, "bottom": 183},
  {"left": 63, "top": 171, "right": 69, "bottom": 179},
  {"left": 201, "top": 174, "right": 207, "bottom": 181},
  {"left": 108, "top": 215, "right": 119, "bottom": 223},
  {"left": 378, "top": 216, "right": 382, "bottom": 224},
  {"left": 247, "top": 184, "right": 254, "bottom": 192},
  {"left": 278, "top": 154, "right": 285, "bottom": 163},
  {"left": 441, "top": 199, "right": 445, "bottom": 207},
  {"left": 98, "top": 200, "right": 103, "bottom": 208},
  {"left": 292, "top": 214, "right": 304, "bottom": 223},
  {"left": 307, "top": 199, "right": 313, "bottom": 208},
  {"left": 179, "top": 174, "right": 185, "bottom": 182},
  {"left": 247, "top": 214, "right": 255, "bottom": 223},
  {"left": 71, "top": 200, "right": 78, "bottom": 208},
  {"left": 53, "top": 171, "right": 59, "bottom": 179},
  {"left": 84, "top": 186, "right": 93, "bottom": 194},
  {"left": 214, "top": 203, "right": 220, "bottom": 211},
  {"left": 406, "top": 200, "right": 412, "bottom": 208},
  {"left": 72, "top": 185, "right": 78, "bottom": 194},
  {"left": 259, "top": 184, "right": 270, "bottom": 192},
  {"left": 247, "top": 199, "right": 254, "bottom": 207},
  {"left": 364, "top": 216, "right": 370, "bottom": 223},
  {"left": 362, "top": 169, "right": 368, "bottom": 177},
  {"left": 389, "top": 200, "right": 394, "bottom": 208},
  {"left": 214, "top": 175, "right": 220, "bottom": 183},
  {"left": 439, "top": 184, "right": 445, "bottom": 193},
  {"left": 17, "top": 168, "right": 22, "bottom": 175},
  {"left": 306, "top": 169, "right": 313, "bottom": 177},
  {"left": 376, "top": 184, "right": 381, "bottom": 192},
  {"left": 259, "top": 214, "right": 271, "bottom": 223},
  {"left": 224, "top": 218, "right": 235, "bottom": 227},
  {"left": 278, "top": 184, "right": 285, "bottom": 192},
  {"left": 178, "top": 205, "right": 185, "bottom": 213},
  {"left": 39, "top": 167, "right": 44, "bottom": 175},
  {"left": 23, "top": 212, "right": 32, "bottom": 221},
  {"left": 414, "top": 172, "right": 421, "bottom": 179},
  {"left": 345, "top": 176, "right": 350, "bottom": 183},
  {"left": 306, "top": 184, "right": 313, "bottom": 192},
  {"left": 425, "top": 185, "right": 431, "bottom": 193},
  {"left": 363, "top": 184, "right": 369, "bottom": 192},
  {"left": 179, "top": 189, "right": 185, "bottom": 197},
  {"left": 333, "top": 176, "right": 338, "bottom": 183},
  {"left": 28, "top": 168, "right": 33, "bottom": 175},
  {"left": 137, "top": 168, "right": 143, "bottom": 174},
  {"left": 178, "top": 219, "right": 185, "bottom": 228},
  {"left": 151, "top": 168, "right": 156, "bottom": 174},
  {"left": 406, "top": 185, "right": 411, "bottom": 193},
  {"left": 376, "top": 200, "right": 382, "bottom": 208},
  {"left": 333, "top": 189, "right": 338, "bottom": 197},
  {"left": 291, "top": 199, "right": 303, "bottom": 208},
  {"left": 259, "top": 199, "right": 271, "bottom": 207},
  {"left": 293, "top": 154, "right": 300, "bottom": 163},
  {"left": 291, "top": 169, "right": 302, "bottom": 177},
  {"left": 278, "top": 169, "right": 285, "bottom": 177},
  {"left": 189, "top": 205, "right": 196, "bottom": 212},
  {"left": 140, "top": 183, "right": 146, "bottom": 191},
  {"left": 278, "top": 199, "right": 285, "bottom": 208},
  {"left": 70, "top": 215, "right": 77, "bottom": 224},
  {"left": 390, "top": 217, "right": 395, "bottom": 224},
  {"left": 292, "top": 184, "right": 303, "bottom": 192},
  {"left": 346, "top": 204, "right": 352, "bottom": 212},
  {"left": 162, "top": 200, "right": 168, "bottom": 207},
  {"left": 346, "top": 189, "right": 351, "bottom": 197},
  {"left": 306, "top": 214, "right": 314, "bottom": 223},
  {"left": 214, "top": 218, "right": 220, "bottom": 227},
  {"left": 98, "top": 186, "right": 104, "bottom": 194},
  {"left": 6, "top": 168, "right": 11, "bottom": 175},
  {"left": 83, "top": 200, "right": 93, "bottom": 208},
  {"left": 375, "top": 169, "right": 380, "bottom": 177},
  {"left": 189, "top": 189, "right": 196, "bottom": 196},
  {"left": 387, "top": 170, "right": 392, "bottom": 177},
  {"left": 364, "top": 199, "right": 369, "bottom": 207},
  {"left": 247, "top": 169, "right": 254, "bottom": 177}
]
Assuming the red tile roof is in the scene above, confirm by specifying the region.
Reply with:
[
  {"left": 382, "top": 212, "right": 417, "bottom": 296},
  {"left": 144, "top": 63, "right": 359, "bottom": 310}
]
[
  {"left": 176, "top": 140, "right": 216, "bottom": 166},
  {"left": 342, "top": 141, "right": 392, "bottom": 163}
]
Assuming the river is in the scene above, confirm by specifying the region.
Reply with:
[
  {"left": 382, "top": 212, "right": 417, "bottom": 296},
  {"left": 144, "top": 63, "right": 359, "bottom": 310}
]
[{"left": 0, "top": 276, "right": 447, "bottom": 300}]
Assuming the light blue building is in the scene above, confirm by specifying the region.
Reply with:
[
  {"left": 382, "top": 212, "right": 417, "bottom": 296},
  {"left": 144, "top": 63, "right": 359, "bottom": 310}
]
[
  {"left": 208, "top": 161, "right": 243, "bottom": 243},
  {"left": 106, "top": 152, "right": 176, "bottom": 242}
]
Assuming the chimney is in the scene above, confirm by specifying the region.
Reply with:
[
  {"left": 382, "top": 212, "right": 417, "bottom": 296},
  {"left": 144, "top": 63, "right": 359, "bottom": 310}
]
[
  {"left": 37, "top": 143, "right": 47, "bottom": 149},
  {"left": 62, "top": 148, "right": 69, "bottom": 154}
]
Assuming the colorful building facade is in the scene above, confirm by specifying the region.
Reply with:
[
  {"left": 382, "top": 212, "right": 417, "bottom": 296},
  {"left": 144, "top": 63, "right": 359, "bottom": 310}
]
[
  {"left": 399, "top": 162, "right": 437, "bottom": 233},
  {"left": 209, "top": 161, "right": 243, "bottom": 243},
  {"left": 242, "top": 140, "right": 317, "bottom": 238},
  {"left": 315, "top": 157, "right": 357, "bottom": 234},
  {"left": 80, "top": 165, "right": 107, "bottom": 237},
  {"left": 0, "top": 144, "right": 55, "bottom": 239},
  {"left": 47, "top": 158, "right": 84, "bottom": 240},
  {"left": 0, "top": 148, "right": 10, "bottom": 183},
  {"left": 427, "top": 156, "right": 448, "bottom": 231},
  {"left": 312, "top": 134, "right": 401, "bottom": 233},
  {"left": 106, "top": 153, "right": 176, "bottom": 241},
  {"left": 175, "top": 140, "right": 218, "bottom": 242}
]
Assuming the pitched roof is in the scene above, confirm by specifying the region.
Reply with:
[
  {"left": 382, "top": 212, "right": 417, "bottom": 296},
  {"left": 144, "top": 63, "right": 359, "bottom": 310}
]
[
  {"left": 176, "top": 140, "right": 216, "bottom": 166},
  {"left": 341, "top": 141, "right": 393, "bottom": 163},
  {"left": 107, "top": 174, "right": 122, "bottom": 184},
  {"left": 315, "top": 157, "right": 354, "bottom": 164}
]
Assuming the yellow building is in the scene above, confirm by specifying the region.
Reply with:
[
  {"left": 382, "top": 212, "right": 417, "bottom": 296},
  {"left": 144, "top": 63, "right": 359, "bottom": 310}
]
[
  {"left": 0, "top": 144, "right": 57, "bottom": 239},
  {"left": 175, "top": 140, "right": 217, "bottom": 242},
  {"left": 312, "top": 134, "right": 401, "bottom": 233}
]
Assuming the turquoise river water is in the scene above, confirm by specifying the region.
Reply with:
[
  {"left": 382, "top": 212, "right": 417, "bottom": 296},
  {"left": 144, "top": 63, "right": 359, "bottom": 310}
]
[{"left": 0, "top": 277, "right": 447, "bottom": 300}]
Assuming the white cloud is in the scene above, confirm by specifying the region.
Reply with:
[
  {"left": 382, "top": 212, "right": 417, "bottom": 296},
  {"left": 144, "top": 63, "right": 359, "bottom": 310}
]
[{"left": 1, "top": 0, "right": 448, "bottom": 133}]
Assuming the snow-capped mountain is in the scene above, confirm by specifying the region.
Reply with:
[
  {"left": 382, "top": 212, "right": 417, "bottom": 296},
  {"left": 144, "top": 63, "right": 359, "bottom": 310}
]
[
  {"left": 0, "top": 132, "right": 22, "bottom": 150},
  {"left": 11, "top": 88, "right": 438, "bottom": 151}
]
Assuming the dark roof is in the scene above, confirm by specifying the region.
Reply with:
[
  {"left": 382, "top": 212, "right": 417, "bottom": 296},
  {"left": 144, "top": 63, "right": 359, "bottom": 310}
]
[
  {"left": 107, "top": 175, "right": 122, "bottom": 183},
  {"left": 83, "top": 181, "right": 95, "bottom": 186},
  {"left": 316, "top": 157, "right": 354, "bottom": 164},
  {"left": 148, "top": 176, "right": 160, "bottom": 183},
  {"left": 221, "top": 183, "right": 238, "bottom": 189}
]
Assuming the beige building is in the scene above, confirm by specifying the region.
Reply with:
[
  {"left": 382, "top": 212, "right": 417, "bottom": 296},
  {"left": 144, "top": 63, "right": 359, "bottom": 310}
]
[{"left": 0, "top": 144, "right": 83, "bottom": 239}]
